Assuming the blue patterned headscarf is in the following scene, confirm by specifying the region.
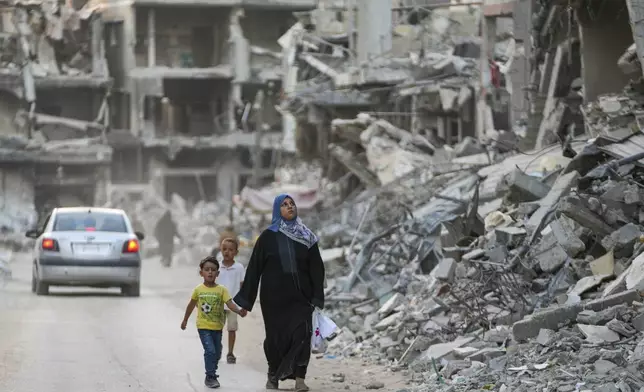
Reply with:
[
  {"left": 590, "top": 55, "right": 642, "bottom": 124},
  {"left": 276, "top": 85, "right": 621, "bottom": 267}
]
[{"left": 267, "top": 194, "right": 318, "bottom": 249}]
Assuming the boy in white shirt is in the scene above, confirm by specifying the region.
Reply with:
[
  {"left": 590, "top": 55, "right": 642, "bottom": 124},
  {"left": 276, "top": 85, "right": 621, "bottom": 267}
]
[{"left": 216, "top": 237, "right": 246, "bottom": 364}]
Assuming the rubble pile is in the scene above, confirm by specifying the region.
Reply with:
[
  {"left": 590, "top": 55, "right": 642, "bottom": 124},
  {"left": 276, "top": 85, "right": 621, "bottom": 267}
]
[
  {"left": 581, "top": 82, "right": 644, "bottom": 137},
  {"left": 309, "top": 105, "right": 644, "bottom": 390},
  {"left": 106, "top": 189, "right": 258, "bottom": 263},
  {"left": 2, "top": 0, "right": 105, "bottom": 77}
]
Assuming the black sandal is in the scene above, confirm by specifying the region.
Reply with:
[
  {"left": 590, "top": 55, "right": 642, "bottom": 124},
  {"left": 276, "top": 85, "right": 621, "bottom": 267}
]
[{"left": 227, "top": 353, "right": 236, "bottom": 364}]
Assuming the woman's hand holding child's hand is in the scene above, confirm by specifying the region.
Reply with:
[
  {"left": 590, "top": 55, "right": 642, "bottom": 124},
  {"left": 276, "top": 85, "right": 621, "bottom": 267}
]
[{"left": 239, "top": 308, "right": 248, "bottom": 317}]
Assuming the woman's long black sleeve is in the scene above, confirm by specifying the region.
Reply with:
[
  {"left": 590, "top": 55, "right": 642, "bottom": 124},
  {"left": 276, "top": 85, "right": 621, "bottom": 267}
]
[
  {"left": 308, "top": 243, "right": 326, "bottom": 309},
  {"left": 234, "top": 232, "right": 268, "bottom": 311}
]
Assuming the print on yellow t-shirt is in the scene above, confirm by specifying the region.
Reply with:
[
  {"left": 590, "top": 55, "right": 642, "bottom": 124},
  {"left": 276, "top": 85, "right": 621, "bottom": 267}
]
[{"left": 191, "top": 284, "right": 232, "bottom": 331}]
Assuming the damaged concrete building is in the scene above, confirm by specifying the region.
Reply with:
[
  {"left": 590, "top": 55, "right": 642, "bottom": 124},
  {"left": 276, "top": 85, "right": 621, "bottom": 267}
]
[
  {"left": 101, "top": 0, "right": 317, "bottom": 204},
  {"left": 284, "top": 1, "right": 644, "bottom": 391},
  {"left": 502, "top": 0, "right": 644, "bottom": 150},
  {"left": 0, "top": 0, "right": 112, "bottom": 234},
  {"left": 0, "top": 0, "right": 319, "bottom": 243},
  {"left": 280, "top": 0, "right": 516, "bottom": 198}
]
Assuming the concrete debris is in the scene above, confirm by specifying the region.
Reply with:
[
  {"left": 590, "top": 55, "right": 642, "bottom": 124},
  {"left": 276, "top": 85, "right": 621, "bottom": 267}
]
[
  {"left": 105, "top": 188, "right": 257, "bottom": 264},
  {"left": 311, "top": 100, "right": 644, "bottom": 392}
]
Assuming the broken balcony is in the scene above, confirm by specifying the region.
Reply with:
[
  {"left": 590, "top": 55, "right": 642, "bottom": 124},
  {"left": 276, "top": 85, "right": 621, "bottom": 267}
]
[
  {"left": 1, "top": 1, "right": 111, "bottom": 90},
  {"left": 130, "top": 7, "right": 232, "bottom": 81},
  {"left": 139, "top": 79, "right": 231, "bottom": 139}
]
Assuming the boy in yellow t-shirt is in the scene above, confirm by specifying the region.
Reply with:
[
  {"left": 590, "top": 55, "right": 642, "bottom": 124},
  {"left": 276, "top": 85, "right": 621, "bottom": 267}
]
[{"left": 181, "top": 256, "right": 247, "bottom": 389}]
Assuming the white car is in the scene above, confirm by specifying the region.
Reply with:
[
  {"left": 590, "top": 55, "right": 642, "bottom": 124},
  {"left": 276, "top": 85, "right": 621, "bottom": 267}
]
[{"left": 26, "top": 207, "right": 144, "bottom": 296}]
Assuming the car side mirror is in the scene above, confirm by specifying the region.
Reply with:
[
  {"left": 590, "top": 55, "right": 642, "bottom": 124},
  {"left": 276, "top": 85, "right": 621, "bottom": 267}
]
[
  {"left": 25, "top": 229, "right": 39, "bottom": 239},
  {"left": 135, "top": 231, "right": 145, "bottom": 240}
]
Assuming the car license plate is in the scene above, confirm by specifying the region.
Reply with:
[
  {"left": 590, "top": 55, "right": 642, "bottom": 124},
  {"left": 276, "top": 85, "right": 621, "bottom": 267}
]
[{"left": 74, "top": 244, "right": 106, "bottom": 255}]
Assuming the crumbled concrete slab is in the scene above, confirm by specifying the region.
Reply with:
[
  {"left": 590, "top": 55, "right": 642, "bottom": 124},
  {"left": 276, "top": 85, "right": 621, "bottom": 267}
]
[
  {"left": 374, "top": 312, "right": 403, "bottom": 331},
  {"left": 590, "top": 251, "right": 615, "bottom": 276},
  {"left": 501, "top": 168, "right": 551, "bottom": 203},
  {"left": 462, "top": 248, "right": 485, "bottom": 262},
  {"left": 569, "top": 274, "right": 611, "bottom": 297},
  {"left": 626, "top": 252, "right": 644, "bottom": 291},
  {"left": 577, "top": 304, "right": 628, "bottom": 325},
  {"left": 603, "top": 266, "right": 630, "bottom": 297},
  {"left": 512, "top": 290, "right": 641, "bottom": 341},
  {"left": 535, "top": 243, "right": 568, "bottom": 273},
  {"left": 434, "top": 258, "right": 456, "bottom": 282},
  {"left": 559, "top": 195, "right": 616, "bottom": 237},
  {"left": 601, "top": 223, "right": 641, "bottom": 258},
  {"left": 354, "top": 303, "right": 376, "bottom": 316},
  {"left": 576, "top": 324, "right": 620, "bottom": 344},
  {"left": 417, "top": 336, "right": 475, "bottom": 363},
  {"left": 606, "top": 318, "right": 637, "bottom": 337},
  {"left": 440, "top": 360, "right": 471, "bottom": 378},
  {"left": 453, "top": 346, "right": 479, "bottom": 358},
  {"left": 594, "top": 359, "right": 618, "bottom": 374},
  {"left": 527, "top": 171, "right": 580, "bottom": 233},
  {"left": 549, "top": 216, "right": 585, "bottom": 256},
  {"left": 631, "top": 312, "right": 644, "bottom": 332},
  {"left": 632, "top": 337, "right": 644, "bottom": 361},
  {"left": 495, "top": 226, "right": 527, "bottom": 248},
  {"left": 377, "top": 292, "right": 404, "bottom": 318},
  {"left": 624, "top": 183, "right": 643, "bottom": 205},
  {"left": 467, "top": 347, "right": 506, "bottom": 362},
  {"left": 536, "top": 328, "right": 557, "bottom": 346}
]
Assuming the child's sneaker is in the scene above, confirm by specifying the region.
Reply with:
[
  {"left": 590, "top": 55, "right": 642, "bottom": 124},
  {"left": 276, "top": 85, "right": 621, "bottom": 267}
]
[
  {"left": 227, "top": 353, "right": 236, "bottom": 364},
  {"left": 205, "top": 376, "right": 220, "bottom": 388}
]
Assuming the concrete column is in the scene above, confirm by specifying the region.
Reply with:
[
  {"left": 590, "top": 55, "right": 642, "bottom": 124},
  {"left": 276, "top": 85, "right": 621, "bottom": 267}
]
[
  {"left": 510, "top": 0, "right": 532, "bottom": 124},
  {"left": 91, "top": 15, "right": 106, "bottom": 77},
  {"left": 124, "top": 7, "right": 138, "bottom": 135},
  {"left": 626, "top": 0, "right": 644, "bottom": 79},
  {"left": 485, "top": 16, "right": 497, "bottom": 60},
  {"left": 357, "top": 0, "right": 392, "bottom": 64},
  {"left": 477, "top": 15, "right": 490, "bottom": 139},
  {"left": 147, "top": 8, "right": 156, "bottom": 67},
  {"left": 410, "top": 95, "right": 420, "bottom": 135}
]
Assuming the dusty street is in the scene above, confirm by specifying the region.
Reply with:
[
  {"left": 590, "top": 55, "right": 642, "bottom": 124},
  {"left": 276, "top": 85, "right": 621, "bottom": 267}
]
[{"left": 0, "top": 253, "right": 406, "bottom": 392}]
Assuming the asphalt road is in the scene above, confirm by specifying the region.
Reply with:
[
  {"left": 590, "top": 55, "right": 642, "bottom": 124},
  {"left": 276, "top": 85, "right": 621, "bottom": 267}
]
[
  {"left": 0, "top": 253, "right": 273, "bottom": 392},
  {"left": 0, "top": 253, "right": 406, "bottom": 392}
]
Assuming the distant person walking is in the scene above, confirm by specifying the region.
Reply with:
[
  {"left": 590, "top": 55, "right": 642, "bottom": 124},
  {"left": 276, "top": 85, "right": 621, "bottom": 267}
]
[
  {"left": 234, "top": 194, "right": 325, "bottom": 391},
  {"left": 154, "top": 210, "right": 180, "bottom": 267},
  {"left": 181, "top": 256, "right": 247, "bottom": 389},
  {"left": 215, "top": 237, "right": 245, "bottom": 364}
]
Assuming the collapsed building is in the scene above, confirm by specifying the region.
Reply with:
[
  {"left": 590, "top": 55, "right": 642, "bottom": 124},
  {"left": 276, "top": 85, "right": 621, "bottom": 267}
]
[
  {"left": 101, "top": 0, "right": 316, "bottom": 205},
  {"left": 0, "top": 0, "right": 112, "bottom": 241},
  {"left": 0, "top": 0, "right": 321, "bottom": 252},
  {"left": 269, "top": 1, "right": 644, "bottom": 392},
  {"left": 280, "top": 0, "right": 493, "bottom": 177}
]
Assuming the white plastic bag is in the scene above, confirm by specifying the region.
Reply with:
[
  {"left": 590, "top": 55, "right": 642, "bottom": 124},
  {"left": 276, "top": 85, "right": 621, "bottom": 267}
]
[{"left": 311, "top": 308, "right": 337, "bottom": 351}]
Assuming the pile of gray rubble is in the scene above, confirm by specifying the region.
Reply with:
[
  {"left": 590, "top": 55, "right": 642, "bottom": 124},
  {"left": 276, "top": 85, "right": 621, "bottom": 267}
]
[{"left": 310, "top": 105, "right": 644, "bottom": 391}]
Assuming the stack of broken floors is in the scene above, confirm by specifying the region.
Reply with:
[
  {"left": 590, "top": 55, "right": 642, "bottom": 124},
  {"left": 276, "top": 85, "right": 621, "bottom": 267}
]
[{"left": 323, "top": 150, "right": 644, "bottom": 392}]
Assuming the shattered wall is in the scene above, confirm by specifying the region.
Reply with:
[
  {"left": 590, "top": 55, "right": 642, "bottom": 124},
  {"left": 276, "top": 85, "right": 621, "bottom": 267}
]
[
  {"left": 577, "top": 2, "right": 634, "bottom": 102},
  {"left": 156, "top": 79, "right": 231, "bottom": 136},
  {"left": 0, "top": 167, "right": 37, "bottom": 233},
  {"left": 0, "top": 91, "right": 21, "bottom": 136},
  {"left": 35, "top": 87, "right": 102, "bottom": 139},
  {"left": 241, "top": 10, "right": 293, "bottom": 52},
  {"left": 7, "top": 1, "right": 107, "bottom": 78},
  {"left": 134, "top": 7, "right": 229, "bottom": 68}
]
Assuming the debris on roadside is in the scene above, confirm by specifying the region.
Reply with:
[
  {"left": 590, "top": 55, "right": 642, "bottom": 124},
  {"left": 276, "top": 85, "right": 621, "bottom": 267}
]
[{"left": 305, "top": 104, "right": 644, "bottom": 391}]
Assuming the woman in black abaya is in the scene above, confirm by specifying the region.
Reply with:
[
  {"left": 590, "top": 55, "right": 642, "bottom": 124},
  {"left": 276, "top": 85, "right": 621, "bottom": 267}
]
[{"left": 234, "top": 194, "right": 325, "bottom": 391}]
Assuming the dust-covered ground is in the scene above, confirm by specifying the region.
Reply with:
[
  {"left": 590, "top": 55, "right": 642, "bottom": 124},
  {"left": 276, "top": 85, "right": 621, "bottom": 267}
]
[{"left": 0, "top": 253, "right": 406, "bottom": 392}]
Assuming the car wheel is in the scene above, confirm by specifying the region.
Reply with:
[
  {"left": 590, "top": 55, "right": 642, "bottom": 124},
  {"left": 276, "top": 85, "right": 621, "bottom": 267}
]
[
  {"left": 122, "top": 283, "right": 140, "bottom": 297},
  {"left": 35, "top": 278, "right": 49, "bottom": 296}
]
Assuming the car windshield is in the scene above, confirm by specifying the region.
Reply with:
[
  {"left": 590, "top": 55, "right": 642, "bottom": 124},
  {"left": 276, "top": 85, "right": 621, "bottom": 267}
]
[{"left": 53, "top": 212, "right": 128, "bottom": 233}]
